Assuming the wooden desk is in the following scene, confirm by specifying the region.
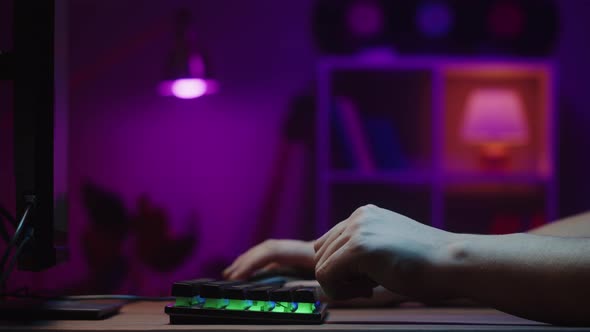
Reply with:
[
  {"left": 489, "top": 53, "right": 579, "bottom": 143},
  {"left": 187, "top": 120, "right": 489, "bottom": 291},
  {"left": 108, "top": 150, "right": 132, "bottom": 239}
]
[{"left": 2, "top": 301, "right": 589, "bottom": 332}]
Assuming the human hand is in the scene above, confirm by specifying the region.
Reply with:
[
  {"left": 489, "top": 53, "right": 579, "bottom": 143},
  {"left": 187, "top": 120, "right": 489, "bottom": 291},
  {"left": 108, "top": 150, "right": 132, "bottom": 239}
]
[
  {"left": 223, "top": 239, "right": 315, "bottom": 280},
  {"left": 314, "top": 204, "right": 456, "bottom": 302}
]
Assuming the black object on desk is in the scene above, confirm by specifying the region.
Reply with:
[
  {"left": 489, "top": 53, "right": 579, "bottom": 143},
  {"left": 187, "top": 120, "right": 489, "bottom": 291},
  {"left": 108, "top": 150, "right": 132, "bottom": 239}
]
[
  {"left": 0, "top": 298, "right": 125, "bottom": 320},
  {"left": 165, "top": 278, "right": 328, "bottom": 324}
]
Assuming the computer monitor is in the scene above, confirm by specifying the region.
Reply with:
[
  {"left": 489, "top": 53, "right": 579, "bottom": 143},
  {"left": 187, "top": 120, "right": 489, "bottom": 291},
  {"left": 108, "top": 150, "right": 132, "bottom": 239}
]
[{"left": 11, "top": 0, "right": 68, "bottom": 271}]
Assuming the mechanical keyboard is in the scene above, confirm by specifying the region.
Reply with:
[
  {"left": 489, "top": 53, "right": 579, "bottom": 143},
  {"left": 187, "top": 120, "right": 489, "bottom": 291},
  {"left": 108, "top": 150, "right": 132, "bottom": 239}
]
[{"left": 164, "top": 278, "right": 328, "bottom": 324}]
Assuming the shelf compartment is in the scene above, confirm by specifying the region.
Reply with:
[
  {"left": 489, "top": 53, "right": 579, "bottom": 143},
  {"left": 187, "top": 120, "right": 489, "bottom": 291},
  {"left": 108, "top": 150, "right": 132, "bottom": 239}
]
[
  {"left": 329, "top": 68, "right": 433, "bottom": 172},
  {"left": 442, "top": 65, "right": 552, "bottom": 177}
]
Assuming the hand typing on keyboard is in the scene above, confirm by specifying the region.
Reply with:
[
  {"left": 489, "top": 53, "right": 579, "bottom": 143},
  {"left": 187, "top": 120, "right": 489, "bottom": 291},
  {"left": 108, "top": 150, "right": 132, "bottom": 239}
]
[
  {"left": 224, "top": 205, "right": 452, "bottom": 305},
  {"left": 221, "top": 218, "right": 409, "bottom": 308},
  {"left": 223, "top": 239, "right": 315, "bottom": 281},
  {"left": 313, "top": 204, "right": 454, "bottom": 302}
]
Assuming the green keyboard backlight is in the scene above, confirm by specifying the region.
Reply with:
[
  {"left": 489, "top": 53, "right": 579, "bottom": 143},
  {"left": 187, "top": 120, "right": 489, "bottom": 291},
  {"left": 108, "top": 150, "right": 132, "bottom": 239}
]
[
  {"left": 168, "top": 280, "right": 326, "bottom": 324},
  {"left": 294, "top": 302, "right": 316, "bottom": 314},
  {"left": 248, "top": 300, "right": 267, "bottom": 312},
  {"left": 175, "top": 298, "right": 318, "bottom": 314},
  {"left": 225, "top": 299, "right": 252, "bottom": 311},
  {"left": 175, "top": 297, "right": 192, "bottom": 307},
  {"left": 203, "top": 298, "right": 228, "bottom": 309}
]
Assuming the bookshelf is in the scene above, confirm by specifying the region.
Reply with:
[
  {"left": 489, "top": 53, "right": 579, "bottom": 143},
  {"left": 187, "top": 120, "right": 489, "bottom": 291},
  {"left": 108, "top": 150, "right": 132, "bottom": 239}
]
[{"left": 315, "top": 57, "right": 556, "bottom": 236}]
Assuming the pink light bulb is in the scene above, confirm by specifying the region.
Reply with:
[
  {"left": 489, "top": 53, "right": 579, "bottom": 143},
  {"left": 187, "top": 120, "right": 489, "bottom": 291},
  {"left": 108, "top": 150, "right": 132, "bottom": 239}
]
[{"left": 171, "top": 78, "right": 207, "bottom": 99}]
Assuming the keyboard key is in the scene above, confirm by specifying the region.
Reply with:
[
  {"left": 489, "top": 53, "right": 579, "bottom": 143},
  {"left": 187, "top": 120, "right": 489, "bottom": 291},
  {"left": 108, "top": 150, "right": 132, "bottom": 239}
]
[
  {"left": 245, "top": 285, "right": 280, "bottom": 302},
  {"left": 171, "top": 278, "right": 215, "bottom": 306},
  {"left": 200, "top": 281, "right": 240, "bottom": 298},
  {"left": 199, "top": 281, "right": 243, "bottom": 309},
  {"left": 220, "top": 284, "right": 258, "bottom": 311},
  {"left": 171, "top": 278, "right": 214, "bottom": 297},
  {"left": 293, "top": 287, "right": 319, "bottom": 303},
  {"left": 222, "top": 284, "right": 257, "bottom": 300},
  {"left": 269, "top": 287, "right": 295, "bottom": 303},
  {"left": 269, "top": 287, "right": 298, "bottom": 312}
]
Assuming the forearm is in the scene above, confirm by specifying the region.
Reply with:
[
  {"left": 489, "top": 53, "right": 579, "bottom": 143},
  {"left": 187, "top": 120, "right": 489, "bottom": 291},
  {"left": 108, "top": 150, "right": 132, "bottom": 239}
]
[
  {"left": 439, "top": 233, "right": 590, "bottom": 325},
  {"left": 528, "top": 211, "right": 590, "bottom": 237}
]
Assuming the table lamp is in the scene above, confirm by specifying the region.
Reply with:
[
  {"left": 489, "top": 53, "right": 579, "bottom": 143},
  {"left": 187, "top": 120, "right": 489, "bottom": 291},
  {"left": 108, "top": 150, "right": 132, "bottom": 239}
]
[{"left": 460, "top": 88, "right": 529, "bottom": 168}]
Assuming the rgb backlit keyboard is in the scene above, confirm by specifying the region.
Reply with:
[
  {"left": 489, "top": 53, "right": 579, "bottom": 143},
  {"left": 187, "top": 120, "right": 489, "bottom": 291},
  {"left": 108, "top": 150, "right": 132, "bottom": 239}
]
[{"left": 164, "top": 278, "right": 328, "bottom": 324}]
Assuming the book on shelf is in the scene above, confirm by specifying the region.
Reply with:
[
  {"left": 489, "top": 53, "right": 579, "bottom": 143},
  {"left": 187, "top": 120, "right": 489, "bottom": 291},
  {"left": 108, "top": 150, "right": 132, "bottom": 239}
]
[
  {"left": 362, "top": 114, "right": 407, "bottom": 170},
  {"left": 332, "top": 96, "right": 376, "bottom": 173},
  {"left": 331, "top": 99, "right": 358, "bottom": 170},
  {"left": 331, "top": 96, "right": 407, "bottom": 172}
]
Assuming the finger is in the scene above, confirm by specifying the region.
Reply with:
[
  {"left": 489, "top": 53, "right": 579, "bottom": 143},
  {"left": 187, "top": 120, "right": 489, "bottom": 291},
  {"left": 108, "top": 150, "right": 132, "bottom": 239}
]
[
  {"left": 222, "top": 267, "right": 232, "bottom": 279},
  {"left": 229, "top": 240, "right": 311, "bottom": 280},
  {"left": 314, "top": 219, "right": 347, "bottom": 252},
  {"left": 314, "top": 220, "right": 349, "bottom": 260},
  {"left": 223, "top": 262, "right": 237, "bottom": 278},
  {"left": 223, "top": 255, "right": 243, "bottom": 276},
  {"left": 261, "top": 262, "right": 281, "bottom": 271},
  {"left": 224, "top": 243, "right": 270, "bottom": 279},
  {"left": 223, "top": 251, "right": 250, "bottom": 278},
  {"left": 314, "top": 227, "right": 344, "bottom": 263},
  {"left": 315, "top": 205, "right": 370, "bottom": 251},
  {"left": 316, "top": 242, "right": 373, "bottom": 300},
  {"left": 228, "top": 247, "right": 276, "bottom": 280},
  {"left": 223, "top": 263, "right": 240, "bottom": 279},
  {"left": 314, "top": 230, "right": 349, "bottom": 271},
  {"left": 240, "top": 262, "right": 282, "bottom": 280}
]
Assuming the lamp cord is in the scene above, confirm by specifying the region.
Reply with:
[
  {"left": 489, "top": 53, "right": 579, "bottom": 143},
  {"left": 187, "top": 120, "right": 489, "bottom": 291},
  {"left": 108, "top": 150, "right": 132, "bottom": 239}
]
[
  {"left": 0, "top": 216, "right": 9, "bottom": 243},
  {"left": 0, "top": 205, "right": 16, "bottom": 227},
  {"left": 0, "top": 205, "right": 16, "bottom": 243},
  {"left": 0, "top": 229, "right": 33, "bottom": 292},
  {"left": 0, "top": 201, "right": 34, "bottom": 281}
]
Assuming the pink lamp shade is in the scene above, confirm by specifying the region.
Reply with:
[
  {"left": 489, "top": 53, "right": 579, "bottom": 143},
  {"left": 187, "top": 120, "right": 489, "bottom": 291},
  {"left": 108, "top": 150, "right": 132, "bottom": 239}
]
[{"left": 461, "top": 88, "right": 529, "bottom": 146}]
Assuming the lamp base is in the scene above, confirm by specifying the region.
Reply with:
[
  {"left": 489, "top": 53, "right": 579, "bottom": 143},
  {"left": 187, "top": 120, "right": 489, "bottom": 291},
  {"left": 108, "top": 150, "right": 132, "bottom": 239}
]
[{"left": 479, "top": 144, "right": 511, "bottom": 171}]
